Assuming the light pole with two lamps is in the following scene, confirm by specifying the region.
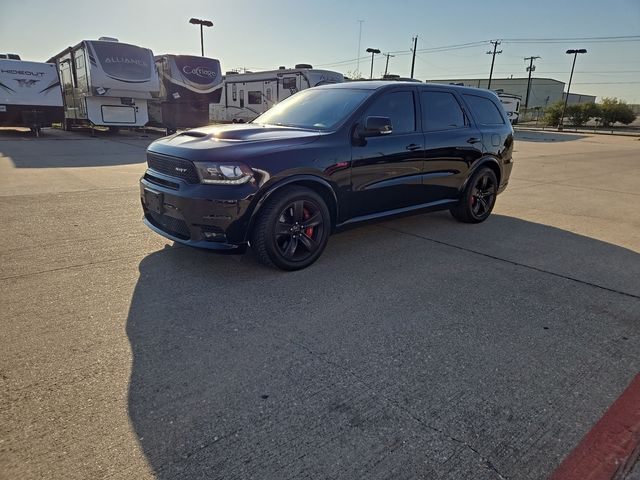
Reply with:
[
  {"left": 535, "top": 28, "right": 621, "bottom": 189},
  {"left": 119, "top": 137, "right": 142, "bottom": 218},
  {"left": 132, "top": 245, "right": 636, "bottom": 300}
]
[
  {"left": 366, "top": 48, "right": 381, "bottom": 79},
  {"left": 558, "top": 48, "right": 587, "bottom": 131},
  {"left": 189, "top": 18, "right": 213, "bottom": 57}
]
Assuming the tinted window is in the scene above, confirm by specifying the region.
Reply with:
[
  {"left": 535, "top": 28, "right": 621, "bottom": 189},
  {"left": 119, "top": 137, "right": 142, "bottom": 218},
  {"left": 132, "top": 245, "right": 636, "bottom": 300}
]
[
  {"left": 464, "top": 94, "right": 505, "bottom": 125},
  {"left": 89, "top": 41, "right": 153, "bottom": 81},
  {"left": 365, "top": 91, "right": 415, "bottom": 134},
  {"left": 253, "top": 88, "right": 370, "bottom": 130},
  {"left": 421, "top": 91, "right": 466, "bottom": 131},
  {"left": 282, "top": 77, "right": 297, "bottom": 89},
  {"left": 248, "top": 91, "right": 262, "bottom": 104}
]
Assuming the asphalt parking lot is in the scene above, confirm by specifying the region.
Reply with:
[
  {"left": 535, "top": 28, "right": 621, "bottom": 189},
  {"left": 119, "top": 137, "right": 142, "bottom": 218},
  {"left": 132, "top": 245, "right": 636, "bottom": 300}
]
[{"left": 1, "top": 127, "right": 639, "bottom": 480}]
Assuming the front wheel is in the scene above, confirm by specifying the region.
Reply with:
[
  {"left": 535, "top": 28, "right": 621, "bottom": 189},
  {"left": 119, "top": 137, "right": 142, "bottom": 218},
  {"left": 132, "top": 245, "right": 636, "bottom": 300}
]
[
  {"left": 251, "top": 186, "right": 331, "bottom": 270},
  {"left": 450, "top": 167, "right": 498, "bottom": 223}
]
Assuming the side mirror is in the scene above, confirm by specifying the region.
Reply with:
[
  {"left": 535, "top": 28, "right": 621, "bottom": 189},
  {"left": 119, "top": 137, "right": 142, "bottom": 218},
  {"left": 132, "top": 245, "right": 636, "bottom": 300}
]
[{"left": 359, "top": 116, "right": 393, "bottom": 137}]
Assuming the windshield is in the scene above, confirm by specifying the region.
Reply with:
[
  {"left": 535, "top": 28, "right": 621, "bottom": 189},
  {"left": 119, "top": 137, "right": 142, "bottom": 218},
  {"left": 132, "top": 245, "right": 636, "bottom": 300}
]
[
  {"left": 89, "top": 41, "right": 153, "bottom": 81},
  {"left": 253, "top": 88, "right": 371, "bottom": 130}
]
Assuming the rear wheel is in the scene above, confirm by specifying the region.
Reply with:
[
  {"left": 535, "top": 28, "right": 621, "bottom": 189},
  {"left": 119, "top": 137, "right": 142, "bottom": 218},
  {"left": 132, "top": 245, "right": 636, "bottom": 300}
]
[
  {"left": 251, "top": 186, "right": 331, "bottom": 270},
  {"left": 450, "top": 167, "right": 498, "bottom": 223}
]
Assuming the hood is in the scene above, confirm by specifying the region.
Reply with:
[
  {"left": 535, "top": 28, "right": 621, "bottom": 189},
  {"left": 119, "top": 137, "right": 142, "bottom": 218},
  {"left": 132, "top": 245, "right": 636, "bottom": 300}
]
[{"left": 148, "top": 123, "right": 323, "bottom": 162}]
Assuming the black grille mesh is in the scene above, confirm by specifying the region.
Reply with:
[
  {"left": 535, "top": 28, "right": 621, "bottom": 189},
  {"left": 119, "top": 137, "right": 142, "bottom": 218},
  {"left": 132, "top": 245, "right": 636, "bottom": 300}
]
[
  {"left": 147, "top": 152, "right": 199, "bottom": 184},
  {"left": 146, "top": 211, "right": 191, "bottom": 240}
]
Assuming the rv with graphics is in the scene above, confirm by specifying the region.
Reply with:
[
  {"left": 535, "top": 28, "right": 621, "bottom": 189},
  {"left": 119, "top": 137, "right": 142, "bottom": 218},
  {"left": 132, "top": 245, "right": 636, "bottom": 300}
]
[
  {"left": 496, "top": 92, "right": 521, "bottom": 125},
  {"left": 149, "top": 54, "right": 223, "bottom": 132},
  {"left": 48, "top": 38, "right": 159, "bottom": 131},
  {"left": 209, "top": 66, "right": 344, "bottom": 123},
  {"left": 0, "top": 57, "right": 63, "bottom": 134}
]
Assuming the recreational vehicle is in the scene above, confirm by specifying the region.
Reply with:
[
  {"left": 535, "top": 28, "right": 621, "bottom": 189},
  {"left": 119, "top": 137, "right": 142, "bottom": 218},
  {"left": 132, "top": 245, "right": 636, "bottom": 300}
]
[
  {"left": 209, "top": 66, "right": 344, "bottom": 123},
  {"left": 0, "top": 57, "right": 63, "bottom": 134},
  {"left": 497, "top": 92, "right": 521, "bottom": 124},
  {"left": 149, "top": 54, "right": 223, "bottom": 132},
  {"left": 48, "top": 38, "right": 159, "bottom": 131}
]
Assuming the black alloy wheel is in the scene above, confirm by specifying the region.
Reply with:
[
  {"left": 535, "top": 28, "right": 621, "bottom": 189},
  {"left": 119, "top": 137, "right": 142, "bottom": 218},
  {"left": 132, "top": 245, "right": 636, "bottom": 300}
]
[
  {"left": 251, "top": 186, "right": 331, "bottom": 270},
  {"left": 450, "top": 167, "right": 498, "bottom": 223}
]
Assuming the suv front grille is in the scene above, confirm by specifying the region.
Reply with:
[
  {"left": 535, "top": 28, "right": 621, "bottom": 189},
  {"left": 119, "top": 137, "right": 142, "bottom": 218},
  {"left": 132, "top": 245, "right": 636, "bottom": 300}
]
[
  {"left": 147, "top": 152, "right": 200, "bottom": 184},
  {"left": 145, "top": 211, "right": 191, "bottom": 240}
]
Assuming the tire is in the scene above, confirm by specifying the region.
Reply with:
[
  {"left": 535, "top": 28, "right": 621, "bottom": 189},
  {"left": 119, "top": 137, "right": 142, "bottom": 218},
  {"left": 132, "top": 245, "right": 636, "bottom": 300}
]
[
  {"left": 63, "top": 119, "right": 73, "bottom": 132},
  {"left": 450, "top": 167, "right": 498, "bottom": 223},
  {"left": 108, "top": 126, "right": 120, "bottom": 134},
  {"left": 251, "top": 186, "right": 331, "bottom": 270}
]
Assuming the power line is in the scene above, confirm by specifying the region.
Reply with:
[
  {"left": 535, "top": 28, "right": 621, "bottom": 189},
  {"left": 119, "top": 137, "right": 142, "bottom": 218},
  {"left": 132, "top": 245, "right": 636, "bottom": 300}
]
[
  {"left": 315, "top": 35, "right": 640, "bottom": 72},
  {"left": 502, "top": 35, "right": 640, "bottom": 43}
]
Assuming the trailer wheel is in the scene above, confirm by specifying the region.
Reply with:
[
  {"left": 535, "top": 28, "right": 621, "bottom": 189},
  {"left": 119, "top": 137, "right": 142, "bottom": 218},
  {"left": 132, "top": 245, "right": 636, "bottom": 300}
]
[{"left": 63, "top": 119, "right": 73, "bottom": 132}]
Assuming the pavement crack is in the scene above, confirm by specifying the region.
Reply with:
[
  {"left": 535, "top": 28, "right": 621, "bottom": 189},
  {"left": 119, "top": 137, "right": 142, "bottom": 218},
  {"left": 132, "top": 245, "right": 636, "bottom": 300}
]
[
  {"left": 380, "top": 225, "right": 640, "bottom": 300},
  {"left": 0, "top": 244, "right": 184, "bottom": 281}
]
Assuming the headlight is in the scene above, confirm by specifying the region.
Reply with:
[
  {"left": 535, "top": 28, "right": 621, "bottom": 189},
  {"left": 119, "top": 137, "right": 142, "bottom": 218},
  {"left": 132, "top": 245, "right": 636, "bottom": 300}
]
[{"left": 194, "top": 162, "right": 254, "bottom": 185}]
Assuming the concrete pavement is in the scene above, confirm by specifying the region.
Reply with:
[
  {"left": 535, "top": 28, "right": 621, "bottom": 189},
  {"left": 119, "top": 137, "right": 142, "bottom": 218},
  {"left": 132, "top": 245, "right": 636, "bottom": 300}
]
[{"left": 1, "top": 127, "right": 639, "bottom": 479}]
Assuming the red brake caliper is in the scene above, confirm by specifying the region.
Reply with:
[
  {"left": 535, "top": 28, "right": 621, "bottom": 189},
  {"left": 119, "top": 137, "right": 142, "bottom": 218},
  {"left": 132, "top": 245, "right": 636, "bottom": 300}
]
[{"left": 303, "top": 208, "right": 314, "bottom": 238}]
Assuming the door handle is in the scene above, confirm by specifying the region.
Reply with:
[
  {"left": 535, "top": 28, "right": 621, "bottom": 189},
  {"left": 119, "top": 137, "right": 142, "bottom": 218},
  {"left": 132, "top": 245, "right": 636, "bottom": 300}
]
[
  {"left": 467, "top": 137, "right": 481, "bottom": 144},
  {"left": 405, "top": 143, "right": 421, "bottom": 151}
]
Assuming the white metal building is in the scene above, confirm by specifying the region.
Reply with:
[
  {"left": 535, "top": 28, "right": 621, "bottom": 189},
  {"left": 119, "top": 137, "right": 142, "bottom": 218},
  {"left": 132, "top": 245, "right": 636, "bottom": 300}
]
[{"left": 427, "top": 77, "right": 565, "bottom": 109}]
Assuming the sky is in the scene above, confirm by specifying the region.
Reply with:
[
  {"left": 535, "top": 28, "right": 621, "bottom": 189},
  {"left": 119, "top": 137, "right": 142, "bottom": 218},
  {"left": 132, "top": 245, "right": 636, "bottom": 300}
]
[{"left": 2, "top": 0, "right": 639, "bottom": 102}]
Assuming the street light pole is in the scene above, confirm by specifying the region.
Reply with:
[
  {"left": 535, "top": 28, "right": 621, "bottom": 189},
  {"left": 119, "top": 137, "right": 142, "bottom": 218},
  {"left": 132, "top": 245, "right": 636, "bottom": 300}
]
[
  {"left": 558, "top": 48, "right": 587, "bottom": 131},
  {"left": 189, "top": 18, "right": 213, "bottom": 57},
  {"left": 366, "top": 48, "right": 380, "bottom": 79}
]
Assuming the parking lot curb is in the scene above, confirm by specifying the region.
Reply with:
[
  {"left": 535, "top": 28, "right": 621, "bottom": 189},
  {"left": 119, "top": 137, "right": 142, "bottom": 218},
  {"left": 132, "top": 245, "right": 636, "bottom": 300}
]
[{"left": 549, "top": 373, "right": 640, "bottom": 480}]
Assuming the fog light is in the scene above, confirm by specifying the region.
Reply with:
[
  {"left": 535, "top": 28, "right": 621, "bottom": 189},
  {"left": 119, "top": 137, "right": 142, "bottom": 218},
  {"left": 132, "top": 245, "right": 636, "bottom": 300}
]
[{"left": 202, "top": 227, "right": 226, "bottom": 242}]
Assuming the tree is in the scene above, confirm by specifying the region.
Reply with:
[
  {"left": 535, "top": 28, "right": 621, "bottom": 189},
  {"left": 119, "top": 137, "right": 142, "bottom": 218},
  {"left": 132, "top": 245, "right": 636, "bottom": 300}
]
[
  {"left": 599, "top": 97, "right": 636, "bottom": 127},
  {"left": 345, "top": 69, "right": 365, "bottom": 80},
  {"left": 543, "top": 101, "right": 565, "bottom": 126},
  {"left": 566, "top": 102, "right": 601, "bottom": 126}
]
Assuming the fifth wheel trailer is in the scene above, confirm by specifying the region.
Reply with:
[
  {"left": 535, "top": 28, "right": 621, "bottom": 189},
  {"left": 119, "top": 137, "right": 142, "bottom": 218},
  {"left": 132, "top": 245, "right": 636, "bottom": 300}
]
[
  {"left": 0, "top": 57, "right": 63, "bottom": 133},
  {"left": 209, "top": 66, "right": 344, "bottom": 123},
  {"left": 149, "top": 54, "right": 223, "bottom": 132},
  {"left": 47, "top": 38, "right": 159, "bottom": 131}
]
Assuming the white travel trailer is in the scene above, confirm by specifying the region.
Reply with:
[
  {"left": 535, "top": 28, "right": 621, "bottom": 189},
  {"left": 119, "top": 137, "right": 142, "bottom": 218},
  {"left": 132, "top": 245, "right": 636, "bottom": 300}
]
[
  {"left": 0, "top": 57, "right": 63, "bottom": 134},
  {"left": 209, "top": 65, "right": 344, "bottom": 123},
  {"left": 496, "top": 92, "right": 521, "bottom": 125},
  {"left": 48, "top": 38, "right": 159, "bottom": 131}
]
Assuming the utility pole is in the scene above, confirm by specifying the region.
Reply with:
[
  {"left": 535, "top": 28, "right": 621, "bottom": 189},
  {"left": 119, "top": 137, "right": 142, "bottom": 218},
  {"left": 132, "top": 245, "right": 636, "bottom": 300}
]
[
  {"left": 410, "top": 36, "right": 418, "bottom": 79},
  {"left": 383, "top": 53, "right": 395, "bottom": 77},
  {"left": 356, "top": 20, "right": 364, "bottom": 77},
  {"left": 486, "top": 40, "right": 502, "bottom": 89},
  {"left": 524, "top": 56, "right": 541, "bottom": 110}
]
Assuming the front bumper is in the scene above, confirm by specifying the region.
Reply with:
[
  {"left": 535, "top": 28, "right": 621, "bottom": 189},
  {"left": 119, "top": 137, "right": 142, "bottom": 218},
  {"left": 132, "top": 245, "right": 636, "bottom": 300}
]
[{"left": 140, "top": 169, "right": 257, "bottom": 251}]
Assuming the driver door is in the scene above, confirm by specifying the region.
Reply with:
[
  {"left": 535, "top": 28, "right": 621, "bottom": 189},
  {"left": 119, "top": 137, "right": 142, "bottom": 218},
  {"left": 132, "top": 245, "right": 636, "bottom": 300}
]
[{"left": 349, "top": 89, "right": 425, "bottom": 218}]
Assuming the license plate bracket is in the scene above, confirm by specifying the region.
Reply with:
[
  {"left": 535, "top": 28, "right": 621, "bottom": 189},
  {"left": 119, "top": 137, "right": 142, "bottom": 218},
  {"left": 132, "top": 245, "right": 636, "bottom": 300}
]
[{"left": 144, "top": 188, "right": 164, "bottom": 214}]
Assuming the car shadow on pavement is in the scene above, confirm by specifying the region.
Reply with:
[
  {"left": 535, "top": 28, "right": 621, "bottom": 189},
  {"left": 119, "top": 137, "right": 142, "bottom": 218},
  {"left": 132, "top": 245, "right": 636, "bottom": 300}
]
[
  {"left": 127, "top": 213, "right": 640, "bottom": 479},
  {"left": 0, "top": 128, "right": 158, "bottom": 168},
  {"left": 514, "top": 130, "right": 587, "bottom": 143}
]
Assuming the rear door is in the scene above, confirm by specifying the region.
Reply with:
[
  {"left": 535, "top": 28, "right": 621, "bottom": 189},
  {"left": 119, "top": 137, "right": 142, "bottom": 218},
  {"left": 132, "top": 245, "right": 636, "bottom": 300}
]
[
  {"left": 349, "top": 88, "right": 425, "bottom": 218},
  {"left": 419, "top": 89, "right": 483, "bottom": 201}
]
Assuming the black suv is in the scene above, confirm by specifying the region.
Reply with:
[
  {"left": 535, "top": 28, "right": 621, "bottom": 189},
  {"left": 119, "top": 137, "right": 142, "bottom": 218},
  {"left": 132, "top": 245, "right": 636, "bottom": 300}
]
[{"left": 140, "top": 81, "right": 513, "bottom": 270}]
